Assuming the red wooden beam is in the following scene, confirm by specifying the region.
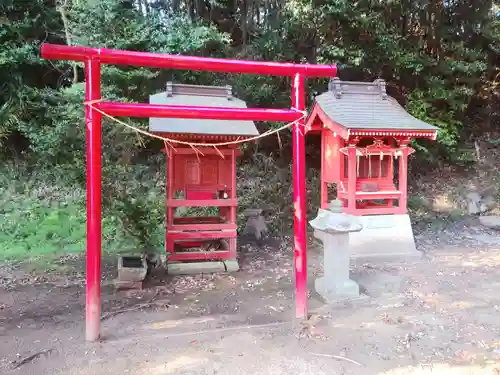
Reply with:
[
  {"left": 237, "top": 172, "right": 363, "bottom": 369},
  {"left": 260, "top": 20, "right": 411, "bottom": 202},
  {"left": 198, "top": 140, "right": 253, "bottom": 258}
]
[
  {"left": 95, "top": 102, "right": 302, "bottom": 122},
  {"left": 41, "top": 43, "right": 337, "bottom": 77}
]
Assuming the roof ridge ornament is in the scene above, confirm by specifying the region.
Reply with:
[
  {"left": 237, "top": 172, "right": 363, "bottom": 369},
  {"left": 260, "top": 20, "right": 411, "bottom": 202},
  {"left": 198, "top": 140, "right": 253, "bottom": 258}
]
[
  {"left": 373, "top": 78, "right": 387, "bottom": 100},
  {"left": 166, "top": 81, "right": 173, "bottom": 97},
  {"left": 164, "top": 82, "right": 234, "bottom": 98},
  {"left": 225, "top": 85, "right": 233, "bottom": 100},
  {"left": 328, "top": 77, "right": 343, "bottom": 99}
]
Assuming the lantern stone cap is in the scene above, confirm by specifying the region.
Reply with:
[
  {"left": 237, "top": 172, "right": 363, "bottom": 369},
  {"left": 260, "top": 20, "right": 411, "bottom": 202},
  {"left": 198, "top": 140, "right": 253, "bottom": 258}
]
[{"left": 309, "top": 200, "right": 363, "bottom": 234}]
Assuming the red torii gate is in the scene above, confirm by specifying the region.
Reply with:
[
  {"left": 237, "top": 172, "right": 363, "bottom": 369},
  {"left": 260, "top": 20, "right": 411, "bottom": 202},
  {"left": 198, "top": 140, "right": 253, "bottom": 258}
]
[{"left": 41, "top": 43, "right": 338, "bottom": 341}]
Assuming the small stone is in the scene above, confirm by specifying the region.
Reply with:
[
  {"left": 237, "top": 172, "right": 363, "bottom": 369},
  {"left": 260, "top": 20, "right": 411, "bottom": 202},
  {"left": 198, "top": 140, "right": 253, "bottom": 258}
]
[
  {"left": 480, "top": 195, "right": 496, "bottom": 213},
  {"left": 466, "top": 191, "right": 482, "bottom": 215},
  {"left": 242, "top": 214, "right": 268, "bottom": 240}
]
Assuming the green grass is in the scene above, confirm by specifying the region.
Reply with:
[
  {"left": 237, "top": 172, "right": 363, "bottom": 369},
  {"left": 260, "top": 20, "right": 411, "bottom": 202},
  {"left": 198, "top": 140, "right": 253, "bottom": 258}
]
[
  {"left": 0, "top": 192, "right": 146, "bottom": 263},
  {"left": 0, "top": 166, "right": 164, "bottom": 265}
]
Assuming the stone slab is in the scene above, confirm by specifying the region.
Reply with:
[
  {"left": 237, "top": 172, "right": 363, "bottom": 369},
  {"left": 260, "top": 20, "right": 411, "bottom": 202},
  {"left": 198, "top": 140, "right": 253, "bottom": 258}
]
[
  {"left": 479, "top": 215, "right": 500, "bottom": 229},
  {"left": 314, "top": 214, "right": 420, "bottom": 262},
  {"left": 114, "top": 280, "right": 144, "bottom": 291},
  {"left": 351, "top": 271, "right": 408, "bottom": 297},
  {"left": 349, "top": 214, "right": 421, "bottom": 262},
  {"left": 167, "top": 261, "right": 227, "bottom": 275}
]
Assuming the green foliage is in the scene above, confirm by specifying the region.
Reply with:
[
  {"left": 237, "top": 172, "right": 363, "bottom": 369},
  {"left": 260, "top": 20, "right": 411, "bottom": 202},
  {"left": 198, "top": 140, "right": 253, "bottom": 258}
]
[
  {"left": 0, "top": 0, "right": 499, "bottom": 262},
  {"left": 0, "top": 0, "right": 63, "bottom": 149},
  {"left": 0, "top": 165, "right": 135, "bottom": 262}
]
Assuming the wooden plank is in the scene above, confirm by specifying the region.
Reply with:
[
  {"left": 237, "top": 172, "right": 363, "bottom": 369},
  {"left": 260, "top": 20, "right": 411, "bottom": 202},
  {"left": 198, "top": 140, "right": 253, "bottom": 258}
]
[
  {"left": 168, "top": 251, "right": 233, "bottom": 261},
  {"left": 167, "top": 230, "right": 237, "bottom": 239},
  {"left": 342, "top": 207, "right": 403, "bottom": 215},
  {"left": 163, "top": 148, "right": 242, "bottom": 156},
  {"left": 168, "top": 223, "right": 237, "bottom": 231},
  {"left": 167, "top": 198, "right": 237, "bottom": 207},
  {"left": 338, "top": 191, "right": 401, "bottom": 199},
  {"left": 173, "top": 216, "right": 222, "bottom": 224}
]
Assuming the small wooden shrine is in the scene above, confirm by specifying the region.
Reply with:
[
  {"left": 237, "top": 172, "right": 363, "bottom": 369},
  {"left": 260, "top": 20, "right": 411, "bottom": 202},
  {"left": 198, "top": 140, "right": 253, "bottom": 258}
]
[
  {"left": 149, "top": 83, "right": 258, "bottom": 268},
  {"left": 306, "top": 78, "right": 438, "bottom": 216},
  {"left": 305, "top": 78, "right": 438, "bottom": 260}
]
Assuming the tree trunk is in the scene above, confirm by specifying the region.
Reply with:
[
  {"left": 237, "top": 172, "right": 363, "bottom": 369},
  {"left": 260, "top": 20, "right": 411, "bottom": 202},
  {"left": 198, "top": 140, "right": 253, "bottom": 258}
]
[{"left": 56, "top": 1, "right": 78, "bottom": 84}]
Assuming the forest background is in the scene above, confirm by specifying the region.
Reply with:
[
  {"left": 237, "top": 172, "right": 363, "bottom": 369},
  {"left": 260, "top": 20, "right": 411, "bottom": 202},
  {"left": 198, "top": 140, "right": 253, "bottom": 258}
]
[{"left": 0, "top": 0, "right": 499, "bottom": 263}]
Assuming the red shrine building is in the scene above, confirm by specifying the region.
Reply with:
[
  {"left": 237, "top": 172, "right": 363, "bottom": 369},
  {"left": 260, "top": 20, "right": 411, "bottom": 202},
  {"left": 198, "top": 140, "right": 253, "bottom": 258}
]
[
  {"left": 149, "top": 83, "right": 258, "bottom": 272},
  {"left": 306, "top": 78, "right": 438, "bottom": 260}
]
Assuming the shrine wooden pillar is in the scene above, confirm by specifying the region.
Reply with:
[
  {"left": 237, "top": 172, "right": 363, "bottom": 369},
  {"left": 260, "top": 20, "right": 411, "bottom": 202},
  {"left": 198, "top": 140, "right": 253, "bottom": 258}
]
[
  {"left": 320, "top": 133, "right": 328, "bottom": 208},
  {"left": 320, "top": 130, "right": 343, "bottom": 209},
  {"left": 346, "top": 146, "right": 357, "bottom": 213},
  {"left": 397, "top": 145, "right": 410, "bottom": 214},
  {"left": 166, "top": 151, "right": 175, "bottom": 253},
  {"left": 229, "top": 149, "right": 237, "bottom": 257}
]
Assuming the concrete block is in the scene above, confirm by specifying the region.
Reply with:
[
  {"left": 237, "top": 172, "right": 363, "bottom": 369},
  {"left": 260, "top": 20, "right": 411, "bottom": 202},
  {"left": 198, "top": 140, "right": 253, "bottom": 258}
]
[
  {"left": 348, "top": 214, "right": 421, "bottom": 262},
  {"left": 314, "top": 276, "right": 360, "bottom": 302},
  {"left": 167, "top": 261, "right": 226, "bottom": 275},
  {"left": 117, "top": 256, "right": 147, "bottom": 282}
]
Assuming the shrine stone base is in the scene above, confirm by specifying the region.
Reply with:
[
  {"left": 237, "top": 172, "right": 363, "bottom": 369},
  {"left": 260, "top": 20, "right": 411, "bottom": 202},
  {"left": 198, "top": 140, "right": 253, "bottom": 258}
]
[
  {"left": 314, "top": 276, "right": 360, "bottom": 302},
  {"left": 349, "top": 214, "right": 420, "bottom": 262},
  {"left": 315, "top": 214, "right": 420, "bottom": 262},
  {"left": 167, "top": 259, "right": 239, "bottom": 275}
]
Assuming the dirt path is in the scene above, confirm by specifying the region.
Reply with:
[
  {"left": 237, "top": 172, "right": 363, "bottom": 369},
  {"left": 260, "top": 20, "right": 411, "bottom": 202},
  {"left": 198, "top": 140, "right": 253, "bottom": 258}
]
[{"left": 1, "top": 222, "right": 500, "bottom": 375}]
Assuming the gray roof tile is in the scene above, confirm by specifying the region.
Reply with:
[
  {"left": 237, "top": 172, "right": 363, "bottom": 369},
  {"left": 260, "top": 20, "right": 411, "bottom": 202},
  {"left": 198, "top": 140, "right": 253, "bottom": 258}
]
[
  {"left": 149, "top": 83, "right": 259, "bottom": 137},
  {"left": 314, "top": 79, "right": 438, "bottom": 131}
]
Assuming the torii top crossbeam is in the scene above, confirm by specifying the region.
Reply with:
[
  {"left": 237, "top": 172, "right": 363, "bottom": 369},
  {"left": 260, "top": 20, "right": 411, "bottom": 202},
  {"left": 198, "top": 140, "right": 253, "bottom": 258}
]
[
  {"left": 40, "top": 43, "right": 337, "bottom": 342},
  {"left": 41, "top": 44, "right": 337, "bottom": 77}
]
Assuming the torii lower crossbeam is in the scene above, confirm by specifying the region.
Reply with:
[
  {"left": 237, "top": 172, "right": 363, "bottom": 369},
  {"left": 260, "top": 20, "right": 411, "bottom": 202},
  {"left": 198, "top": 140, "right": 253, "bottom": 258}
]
[{"left": 41, "top": 43, "right": 337, "bottom": 341}]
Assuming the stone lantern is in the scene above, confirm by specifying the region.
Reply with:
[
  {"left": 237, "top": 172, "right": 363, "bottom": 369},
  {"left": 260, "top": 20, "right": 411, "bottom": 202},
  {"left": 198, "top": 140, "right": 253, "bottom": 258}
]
[{"left": 309, "top": 199, "right": 363, "bottom": 302}]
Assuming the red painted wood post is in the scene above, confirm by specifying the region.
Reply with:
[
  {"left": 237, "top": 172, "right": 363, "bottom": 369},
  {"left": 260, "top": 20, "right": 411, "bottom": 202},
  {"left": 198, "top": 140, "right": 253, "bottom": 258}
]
[
  {"left": 229, "top": 149, "right": 238, "bottom": 257},
  {"left": 347, "top": 147, "right": 357, "bottom": 213},
  {"left": 84, "top": 59, "right": 102, "bottom": 342},
  {"left": 292, "top": 73, "right": 308, "bottom": 319},
  {"left": 166, "top": 153, "right": 175, "bottom": 254},
  {"left": 320, "top": 133, "right": 327, "bottom": 209},
  {"left": 398, "top": 147, "right": 409, "bottom": 214}
]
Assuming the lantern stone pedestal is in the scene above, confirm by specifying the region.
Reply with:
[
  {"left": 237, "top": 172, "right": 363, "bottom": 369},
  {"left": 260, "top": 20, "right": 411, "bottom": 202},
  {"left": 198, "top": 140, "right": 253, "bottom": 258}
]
[
  {"left": 310, "top": 200, "right": 363, "bottom": 302},
  {"left": 115, "top": 255, "right": 148, "bottom": 290}
]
